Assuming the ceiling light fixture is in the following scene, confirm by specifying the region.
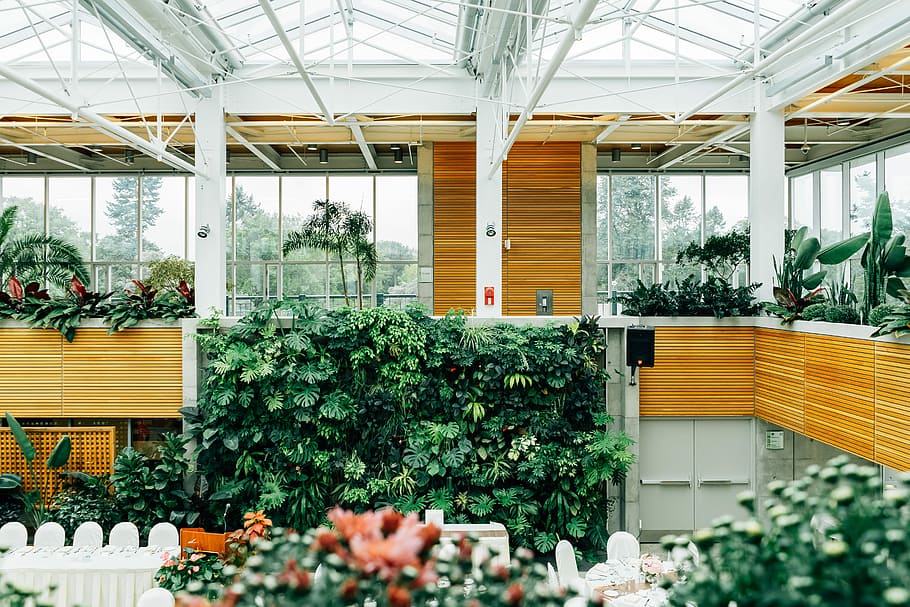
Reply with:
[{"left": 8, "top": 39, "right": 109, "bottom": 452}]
[
  {"left": 611, "top": 148, "right": 621, "bottom": 162},
  {"left": 307, "top": 143, "right": 318, "bottom": 151},
  {"left": 125, "top": 150, "right": 135, "bottom": 164},
  {"left": 835, "top": 118, "right": 851, "bottom": 126},
  {"left": 225, "top": 150, "right": 231, "bottom": 165},
  {"left": 26, "top": 152, "right": 38, "bottom": 165},
  {"left": 393, "top": 148, "right": 404, "bottom": 164},
  {"left": 390, "top": 143, "right": 401, "bottom": 150},
  {"left": 630, "top": 143, "right": 642, "bottom": 150},
  {"left": 319, "top": 149, "right": 329, "bottom": 164}
]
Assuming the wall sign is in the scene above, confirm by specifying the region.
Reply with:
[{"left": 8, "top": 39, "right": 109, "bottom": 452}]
[{"left": 765, "top": 430, "right": 784, "bottom": 450}]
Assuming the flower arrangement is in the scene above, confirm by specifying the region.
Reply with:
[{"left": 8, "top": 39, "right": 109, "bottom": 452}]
[
  {"left": 177, "top": 507, "right": 593, "bottom": 607},
  {"left": 226, "top": 510, "right": 273, "bottom": 566},
  {"left": 156, "top": 548, "right": 227, "bottom": 599},
  {"left": 665, "top": 455, "right": 910, "bottom": 607},
  {"left": 639, "top": 554, "right": 663, "bottom": 584}
]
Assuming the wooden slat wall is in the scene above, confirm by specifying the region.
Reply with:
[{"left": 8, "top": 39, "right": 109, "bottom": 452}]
[
  {"left": 433, "top": 143, "right": 477, "bottom": 315},
  {"left": 754, "top": 329, "right": 805, "bottom": 433},
  {"left": 0, "top": 329, "right": 63, "bottom": 417},
  {"left": 62, "top": 328, "right": 183, "bottom": 417},
  {"left": 804, "top": 334, "right": 875, "bottom": 460},
  {"left": 502, "top": 143, "right": 581, "bottom": 315},
  {"left": 639, "top": 327, "right": 755, "bottom": 416},
  {"left": 0, "top": 427, "right": 115, "bottom": 498},
  {"left": 875, "top": 342, "right": 910, "bottom": 469}
]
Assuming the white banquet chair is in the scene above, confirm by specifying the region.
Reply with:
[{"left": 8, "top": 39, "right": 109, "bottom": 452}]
[
  {"left": 554, "top": 539, "right": 580, "bottom": 589},
  {"left": 147, "top": 522, "right": 179, "bottom": 547},
  {"left": 73, "top": 521, "right": 104, "bottom": 547},
  {"left": 606, "top": 530, "right": 639, "bottom": 561},
  {"left": 0, "top": 521, "right": 27, "bottom": 550},
  {"left": 546, "top": 562, "right": 560, "bottom": 592},
  {"left": 109, "top": 521, "right": 140, "bottom": 547},
  {"left": 137, "top": 587, "right": 175, "bottom": 607},
  {"left": 34, "top": 521, "right": 66, "bottom": 547}
]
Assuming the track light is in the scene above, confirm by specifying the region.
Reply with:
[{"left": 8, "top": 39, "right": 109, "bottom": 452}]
[
  {"left": 393, "top": 148, "right": 404, "bottom": 164},
  {"left": 630, "top": 143, "right": 642, "bottom": 150},
  {"left": 319, "top": 149, "right": 329, "bottom": 164},
  {"left": 125, "top": 150, "right": 135, "bottom": 164},
  {"left": 26, "top": 152, "right": 38, "bottom": 165},
  {"left": 390, "top": 143, "right": 402, "bottom": 150},
  {"left": 307, "top": 143, "right": 318, "bottom": 151},
  {"left": 611, "top": 148, "right": 621, "bottom": 162},
  {"left": 835, "top": 118, "right": 851, "bottom": 126}
]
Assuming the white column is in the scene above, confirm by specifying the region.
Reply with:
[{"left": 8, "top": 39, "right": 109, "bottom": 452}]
[
  {"left": 194, "top": 89, "right": 227, "bottom": 314},
  {"left": 749, "top": 103, "right": 786, "bottom": 302},
  {"left": 475, "top": 99, "right": 505, "bottom": 316}
]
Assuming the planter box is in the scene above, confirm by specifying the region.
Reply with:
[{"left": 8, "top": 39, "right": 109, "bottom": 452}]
[{"left": 179, "top": 528, "right": 231, "bottom": 556}]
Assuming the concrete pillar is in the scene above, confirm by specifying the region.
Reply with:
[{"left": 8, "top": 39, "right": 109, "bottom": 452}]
[
  {"left": 749, "top": 103, "right": 786, "bottom": 301},
  {"left": 417, "top": 143, "right": 434, "bottom": 310},
  {"left": 475, "top": 99, "right": 505, "bottom": 316},
  {"left": 194, "top": 90, "right": 227, "bottom": 315},
  {"left": 581, "top": 143, "right": 598, "bottom": 316},
  {"left": 605, "top": 326, "right": 640, "bottom": 533}
]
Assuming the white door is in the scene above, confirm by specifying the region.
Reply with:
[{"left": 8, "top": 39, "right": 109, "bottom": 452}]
[{"left": 639, "top": 418, "right": 752, "bottom": 540}]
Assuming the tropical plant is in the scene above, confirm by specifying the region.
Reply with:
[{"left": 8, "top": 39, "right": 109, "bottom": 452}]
[
  {"left": 344, "top": 210, "right": 378, "bottom": 310},
  {"left": 871, "top": 288, "right": 910, "bottom": 337},
  {"left": 48, "top": 473, "right": 119, "bottom": 540},
  {"left": 817, "top": 191, "right": 910, "bottom": 320},
  {"left": 763, "top": 226, "right": 827, "bottom": 322},
  {"left": 156, "top": 548, "right": 227, "bottom": 599},
  {"left": 103, "top": 279, "right": 195, "bottom": 333},
  {"left": 3, "top": 412, "right": 70, "bottom": 526},
  {"left": 666, "top": 455, "right": 910, "bottom": 607},
  {"left": 0, "top": 206, "right": 89, "bottom": 289},
  {"left": 676, "top": 227, "right": 750, "bottom": 281},
  {"left": 17, "top": 277, "right": 112, "bottom": 341},
  {"left": 147, "top": 255, "right": 195, "bottom": 291},
  {"left": 869, "top": 302, "right": 901, "bottom": 327},
  {"left": 614, "top": 276, "right": 759, "bottom": 318}
]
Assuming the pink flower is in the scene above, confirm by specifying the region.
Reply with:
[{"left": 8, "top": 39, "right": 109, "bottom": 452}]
[
  {"left": 177, "top": 563, "right": 186, "bottom": 571},
  {"left": 190, "top": 553, "right": 204, "bottom": 562},
  {"left": 162, "top": 560, "right": 176, "bottom": 568},
  {"left": 192, "top": 565, "right": 200, "bottom": 573},
  {"left": 640, "top": 554, "right": 664, "bottom": 575},
  {"left": 161, "top": 551, "right": 171, "bottom": 561}
]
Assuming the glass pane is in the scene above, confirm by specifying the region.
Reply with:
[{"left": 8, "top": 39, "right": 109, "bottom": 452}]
[
  {"left": 95, "top": 177, "right": 138, "bottom": 261},
  {"left": 610, "top": 263, "right": 643, "bottom": 292},
  {"left": 885, "top": 146, "right": 910, "bottom": 234},
  {"left": 187, "top": 178, "right": 196, "bottom": 262},
  {"left": 330, "top": 263, "right": 360, "bottom": 309},
  {"left": 850, "top": 157, "right": 876, "bottom": 236},
  {"left": 662, "top": 263, "right": 700, "bottom": 286},
  {"left": 376, "top": 262, "right": 417, "bottom": 302},
  {"left": 596, "top": 175, "right": 609, "bottom": 261},
  {"left": 282, "top": 176, "right": 326, "bottom": 254},
  {"left": 142, "top": 176, "right": 186, "bottom": 261},
  {"left": 705, "top": 175, "right": 748, "bottom": 236},
  {"left": 0, "top": 177, "right": 45, "bottom": 233},
  {"left": 282, "top": 263, "right": 328, "bottom": 300},
  {"left": 234, "top": 263, "right": 265, "bottom": 307},
  {"left": 329, "top": 176, "right": 374, "bottom": 219},
  {"left": 611, "top": 175, "right": 656, "bottom": 260},
  {"left": 376, "top": 176, "right": 417, "bottom": 260},
  {"left": 790, "top": 174, "right": 813, "bottom": 230},
  {"left": 820, "top": 168, "right": 843, "bottom": 245},
  {"left": 48, "top": 177, "right": 92, "bottom": 262},
  {"left": 660, "top": 175, "right": 701, "bottom": 267},
  {"left": 95, "top": 263, "right": 138, "bottom": 293},
  {"left": 234, "top": 176, "right": 279, "bottom": 261}
]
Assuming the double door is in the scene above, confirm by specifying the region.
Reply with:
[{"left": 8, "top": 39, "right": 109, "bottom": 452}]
[{"left": 639, "top": 418, "right": 753, "bottom": 541}]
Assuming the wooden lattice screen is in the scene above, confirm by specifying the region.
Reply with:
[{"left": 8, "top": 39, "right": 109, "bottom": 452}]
[{"left": 0, "top": 427, "right": 116, "bottom": 497}]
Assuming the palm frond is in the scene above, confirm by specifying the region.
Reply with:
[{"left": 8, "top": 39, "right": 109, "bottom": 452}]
[{"left": 0, "top": 234, "right": 88, "bottom": 288}]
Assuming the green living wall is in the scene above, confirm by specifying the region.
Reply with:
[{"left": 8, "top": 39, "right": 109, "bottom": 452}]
[{"left": 187, "top": 302, "right": 633, "bottom": 556}]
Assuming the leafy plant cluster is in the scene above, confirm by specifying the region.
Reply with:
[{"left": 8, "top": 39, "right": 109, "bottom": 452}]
[
  {"left": 675, "top": 227, "right": 750, "bottom": 282},
  {"left": 614, "top": 276, "right": 760, "bottom": 318},
  {"left": 187, "top": 300, "right": 632, "bottom": 559},
  {"left": 666, "top": 455, "right": 910, "bottom": 607},
  {"left": 0, "top": 276, "right": 194, "bottom": 341}
]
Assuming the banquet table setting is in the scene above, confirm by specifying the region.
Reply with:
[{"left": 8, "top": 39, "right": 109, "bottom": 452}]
[
  {"left": 0, "top": 544, "right": 178, "bottom": 607},
  {"left": 584, "top": 558, "right": 672, "bottom": 607}
]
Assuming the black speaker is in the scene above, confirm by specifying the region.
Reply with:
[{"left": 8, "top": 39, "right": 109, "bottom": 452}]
[{"left": 626, "top": 326, "right": 655, "bottom": 368}]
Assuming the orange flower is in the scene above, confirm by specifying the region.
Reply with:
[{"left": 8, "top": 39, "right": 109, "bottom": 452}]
[
  {"left": 277, "top": 559, "right": 312, "bottom": 590},
  {"left": 314, "top": 530, "right": 340, "bottom": 552},
  {"left": 329, "top": 507, "right": 381, "bottom": 541},
  {"left": 380, "top": 508, "right": 403, "bottom": 535},
  {"left": 339, "top": 578, "right": 359, "bottom": 600},
  {"left": 504, "top": 582, "right": 524, "bottom": 605},
  {"left": 387, "top": 585, "right": 412, "bottom": 607},
  {"left": 417, "top": 523, "right": 441, "bottom": 553}
]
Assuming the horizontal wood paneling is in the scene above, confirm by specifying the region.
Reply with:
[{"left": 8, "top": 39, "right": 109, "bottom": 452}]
[
  {"left": 0, "top": 329, "right": 63, "bottom": 417},
  {"left": 804, "top": 334, "right": 875, "bottom": 460},
  {"left": 433, "top": 142, "right": 476, "bottom": 315},
  {"left": 754, "top": 328, "right": 805, "bottom": 433},
  {"left": 875, "top": 342, "right": 910, "bottom": 470},
  {"left": 639, "top": 327, "right": 755, "bottom": 416},
  {"left": 62, "top": 328, "right": 183, "bottom": 417},
  {"left": 503, "top": 143, "right": 581, "bottom": 315}
]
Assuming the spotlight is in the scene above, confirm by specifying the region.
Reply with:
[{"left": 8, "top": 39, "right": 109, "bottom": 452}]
[
  {"left": 197, "top": 224, "right": 211, "bottom": 239},
  {"left": 393, "top": 148, "right": 404, "bottom": 164},
  {"left": 124, "top": 150, "right": 135, "bottom": 164},
  {"left": 611, "top": 147, "right": 621, "bottom": 162},
  {"left": 800, "top": 143, "right": 811, "bottom": 156},
  {"left": 319, "top": 148, "right": 329, "bottom": 164},
  {"left": 90, "top": 144, "right": 104, "bottom": 153},
  {"left": 26, "top": 152, "right": 38, "bottom": 165},
  {"left": 390, "top": 143, "right": 402, "bottom": 150},
  {"left": 306, "top": 143, "right": 318, "bottom": 151},
  {"left": 835, "top": 118, "right": 851, "bottom": 126},
  {"left": 630, "top": 143, "right": 642, "bottom": 150}
]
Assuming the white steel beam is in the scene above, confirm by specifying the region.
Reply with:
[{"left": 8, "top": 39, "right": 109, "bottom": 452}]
[
  {"left": 652, "top": 123, "right": 750, "bottom": 168},
  {"left": 225, "top": 125, "right": 281, "bottom": 171},
  {"left": 346, "top": 119, "right": 378, "bottom": 171},
  {"left": 487, "top": 0, "right": 601, "bottom": 178},
  {"left": 0, "top": 138, "right": 91, "bottom": 171},
  {"left": 594, "top": 114, "right": 631, "bottom": 143},
  {"left": 258, "top": 0, "right": 335, "bottom": 125},
  {"left": 0, "top": 62, "right": 201, "bottom": 175}
]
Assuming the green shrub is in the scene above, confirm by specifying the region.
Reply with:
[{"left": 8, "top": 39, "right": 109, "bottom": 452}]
[
  {"left": 49, "top": 473, "right": 119, "bottom": 540},
  {"left": 869, "top": 303, "right": 900, "bottom": 327},
  {"left": 800, "top": 302, "right": 829, "bottom": 321},
  {"left": 824, "top": 304, "right": 861, "bottom": 325},
  {"left": 614, "top": 277, "right": 760, "bottom": 318}
]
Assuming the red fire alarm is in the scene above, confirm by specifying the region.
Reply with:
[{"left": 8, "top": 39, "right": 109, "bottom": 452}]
[{"left": 484, "top": 286, "right": 494, "bottom": 306}]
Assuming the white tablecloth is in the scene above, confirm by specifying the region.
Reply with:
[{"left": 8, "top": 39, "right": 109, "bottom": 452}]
[
  {"left": 440, "top": 523, "right": 510, "bottom": 567},
  {"left": 0, "top": 545, "right": 177, "bottom": 607},
  {"left": 585, "top": 560, "right": 670, "bottom": 607}
]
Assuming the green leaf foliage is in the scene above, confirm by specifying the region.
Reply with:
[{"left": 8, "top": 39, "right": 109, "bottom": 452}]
[
  {"left": 614, "top": 276, "right": 760, "bottom": 318},
  {"left": 189, "top": 301, "right": 632, "bottom": 559},
  {"left": 5, "top": 413, "right": 35, "bottom": 463}
]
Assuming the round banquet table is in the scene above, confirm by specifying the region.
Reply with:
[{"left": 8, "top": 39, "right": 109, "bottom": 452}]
[{"left": 0, "top": 545, "right": 177, "bottom": 607}]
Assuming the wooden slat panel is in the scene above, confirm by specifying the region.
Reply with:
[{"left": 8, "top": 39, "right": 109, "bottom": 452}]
[
  {"left": 0, "top": 427, "right": 115, "bottom": 499},
  {"left": 503, "top": 143, "right": 581, "bottom": 315},
  {"left": 875, "top": 342, "right": 910, "bottom": 470},
  {"left": 433, "top": 142, "right": 476, "bottom": 315},
  {"left": 804, "top": 334, "right": 874, "bottom": 460},
  {"left": 62, "top": 328, "right": 183, "bottom": 417},
  {"left": 639, "top": 327, "right": 755, "bottom": 416},
  {"left": 0, "top": 329, "right": 63, "bottom": 417},
  {"left": 754, "top": 328, "right": 805, "bottom": 433}
]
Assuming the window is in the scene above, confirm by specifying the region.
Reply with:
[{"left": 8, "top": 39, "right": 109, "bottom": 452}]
[
  {"left": 660, "top": 175, "right": 702, "bottom": 284},
  {"left": 885, "top": 145, "right": 910, "bottom": 234},
  {"left": 0, "top": 177, "right": 45, "bottom": 234},
  {"left": 790, "top": 173, "right": 814, "bottom": 231},
  {"left": 705, "top": 175, "right": 748, "bottom": 236},
  {"left": 143, "top": 177, "right": 187, "bottom": 261},
  {"left": 849, "top": 156, "right": 876, "bottom": 236},
  {"left": 48, "top": 177, "right": 92, "bottom": 262},
  {"left": 819, "top": 168, "right": 843, "bottom": 245}
]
